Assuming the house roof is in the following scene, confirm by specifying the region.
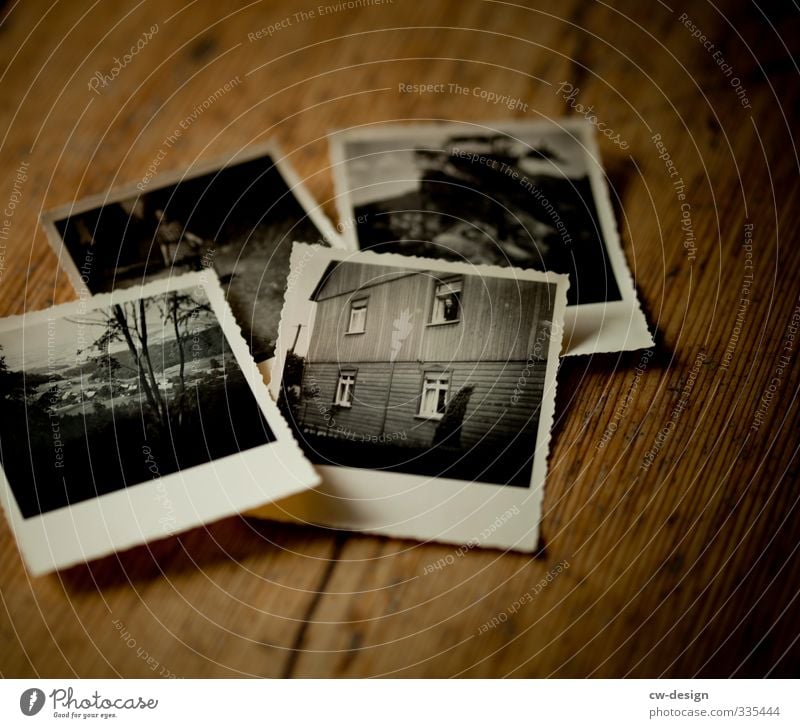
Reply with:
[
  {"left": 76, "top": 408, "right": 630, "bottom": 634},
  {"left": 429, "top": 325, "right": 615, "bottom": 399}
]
[
  {"left": 309, "top": 261, "right": 338, "bottom": 301},
  {"left": 309, "top": 262, "right": 420, "bottom": 302}
]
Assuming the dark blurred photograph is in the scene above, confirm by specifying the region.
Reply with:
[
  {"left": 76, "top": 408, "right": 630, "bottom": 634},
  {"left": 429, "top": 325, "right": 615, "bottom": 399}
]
[
  {"left": 332, "top": 122, "right": 621, "bottom": 306},
  {"left": 44, "top": 145, "right": 339, "bottom": 362}
]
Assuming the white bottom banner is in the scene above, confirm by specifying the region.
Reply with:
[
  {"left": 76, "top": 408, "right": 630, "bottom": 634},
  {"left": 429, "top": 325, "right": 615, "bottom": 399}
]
[{"left": 0, "top": 679, "right": 795, "bottom": 726}]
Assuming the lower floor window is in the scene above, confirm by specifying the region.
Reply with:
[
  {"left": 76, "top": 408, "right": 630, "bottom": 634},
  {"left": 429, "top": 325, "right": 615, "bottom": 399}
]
[
  {"left": 334, "top": 371, "right": 356, "bottom": 406},
  {"left": 419, "top": 373, "right": 450, "bottom": 418}
]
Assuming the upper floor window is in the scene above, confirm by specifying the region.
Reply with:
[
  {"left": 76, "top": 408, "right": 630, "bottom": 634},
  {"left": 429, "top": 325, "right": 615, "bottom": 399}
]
[
  {"left": 430, "top": 278, "right": 462, "bottom": 324},
  {"left": 334, "top": 371, "right": 356, "bottom": 407},
  {"left": 348, "top": 298, "right": 367, "bottom": 334}
]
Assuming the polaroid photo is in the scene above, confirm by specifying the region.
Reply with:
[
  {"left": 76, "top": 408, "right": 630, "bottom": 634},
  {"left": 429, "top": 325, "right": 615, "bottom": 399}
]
[
  {"left": 261, "top": 243, "right": 568, "bottom": 552},
  {"left": 0, "top": 271, "right": 318, "bottom": 575},
  {"left": 42, "top": 140, "right": 341, "bottom": 365},
  {"left": 329, "top": 119, "right": 653, "bottom": 356}
]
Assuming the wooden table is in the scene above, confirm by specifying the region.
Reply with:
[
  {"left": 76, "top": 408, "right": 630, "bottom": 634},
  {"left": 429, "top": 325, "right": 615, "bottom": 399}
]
[{"left": 1, "top": 0, "right": 798, "bottom": 678}]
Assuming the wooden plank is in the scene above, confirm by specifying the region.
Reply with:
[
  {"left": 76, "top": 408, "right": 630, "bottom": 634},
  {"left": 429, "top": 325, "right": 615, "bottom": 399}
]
[{"left": 0, "top": 0, "right": 798, "bottom": 679}]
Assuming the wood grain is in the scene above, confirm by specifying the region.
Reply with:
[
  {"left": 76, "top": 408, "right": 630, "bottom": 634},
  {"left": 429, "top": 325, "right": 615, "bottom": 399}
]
[{"left": 1, "top": 0, "right": 799, "bottom": 678}]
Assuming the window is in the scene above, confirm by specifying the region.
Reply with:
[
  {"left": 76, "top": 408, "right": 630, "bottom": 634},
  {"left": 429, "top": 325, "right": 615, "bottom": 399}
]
[
  {"left": 430, "top": 278, "right": 462, "bottom": 324},
  {"left": 419, "top": 373, "right": 450, "bottom": 419},
  {"left": 334, "top": 371, "right": 356, "bottom": 407},
  {"left": 348, "top": 299, "right": 367, "bottom": 333}
]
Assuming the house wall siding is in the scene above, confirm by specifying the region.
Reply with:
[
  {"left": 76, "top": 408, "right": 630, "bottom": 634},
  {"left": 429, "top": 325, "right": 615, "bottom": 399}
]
[
  {"left": 308, "top": 272, "right": 429, "bottom": 364},
  {"left": 307, "top": 262, "right": 557, "bottom": 364},
  {"left": 300, "top": 359, "right": 547, "bottom": 451},
  {"left": 300, "top": 361, "right": 396, "bottom": 439}
]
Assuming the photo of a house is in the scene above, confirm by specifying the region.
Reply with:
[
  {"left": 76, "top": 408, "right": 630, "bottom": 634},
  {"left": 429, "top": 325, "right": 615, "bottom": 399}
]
[{"left": 278, "top": 258, "right": 558, "bottom": 487}]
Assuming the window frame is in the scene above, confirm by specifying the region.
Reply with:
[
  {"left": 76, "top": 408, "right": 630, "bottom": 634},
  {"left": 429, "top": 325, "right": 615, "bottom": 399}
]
[
  {"left": 428, "top": 277, "right": 463, "bottom": 326},
  {"left": 417, "top": 371, "right": 451, "bottom": 420},
  {"left": 346, "top": 297, "right": 368, "bottom": 335},
  {"left": 333, "top": 370, "right": 357, "bottom": 408}
]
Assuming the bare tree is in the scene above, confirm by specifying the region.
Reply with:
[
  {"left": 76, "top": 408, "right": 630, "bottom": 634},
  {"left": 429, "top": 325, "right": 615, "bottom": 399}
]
[
  {"left": 71, "top": 299, "right": 165, "bottom": 430},
  {"left": 158, "top": 291, "right": 213, "bottom": 396},
  {"left": 102, "top": 299, "right": 168, "bottom": 429},
  {"left": 68, "top": 291, "right": 215, "bottom": 434}
]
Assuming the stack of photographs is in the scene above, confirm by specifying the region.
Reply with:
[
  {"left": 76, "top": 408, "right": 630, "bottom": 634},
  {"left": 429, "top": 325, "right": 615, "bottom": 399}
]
[{"left": 0, "top": 121, "right": 651, "bottom": 574}]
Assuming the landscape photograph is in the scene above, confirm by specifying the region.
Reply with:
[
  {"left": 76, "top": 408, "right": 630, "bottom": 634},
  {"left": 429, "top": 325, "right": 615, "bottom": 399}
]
[{"left": 0, "top": 285, "right": 274, "bottom": 518}]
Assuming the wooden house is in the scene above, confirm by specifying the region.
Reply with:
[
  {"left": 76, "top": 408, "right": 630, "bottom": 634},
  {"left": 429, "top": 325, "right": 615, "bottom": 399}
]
[{"left": 297, "top": 262, "right": 555, "bottom": 455}]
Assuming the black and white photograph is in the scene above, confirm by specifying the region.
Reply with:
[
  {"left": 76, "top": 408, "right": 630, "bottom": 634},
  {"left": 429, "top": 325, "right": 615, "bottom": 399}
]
[
  {"left": 42, "top": 141, "right": 341, "bottom": 363},
  {"left": 268, "top": 244, "right": 568, "bottom": 551},
  {"left": 0, "top": 272, "right": 318, "bottom": 575},
  {"left": 330, "top": 120, "right": 652, "bottom": 355}
]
